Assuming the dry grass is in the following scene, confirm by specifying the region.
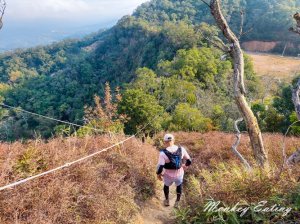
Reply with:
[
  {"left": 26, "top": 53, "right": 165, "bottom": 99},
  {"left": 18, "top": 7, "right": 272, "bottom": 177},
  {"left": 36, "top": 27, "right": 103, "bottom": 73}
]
[
  {"left": 156, "top": 131, "right": 299, "bottom": 169},
  {"left": 172, "top": 131, "right": 300, "bottom": 167},
  {"left": 248, "top": 52, "right": 300, "bottom": 80},
  {"left": 0, "top": 135, "right": 157, "bottom": 224},
  {"left": 0, "top": 132, "right": 299, "bottom": 223},
  {"left": 159, "top": 132, "right": 300, "bottom": 222}
]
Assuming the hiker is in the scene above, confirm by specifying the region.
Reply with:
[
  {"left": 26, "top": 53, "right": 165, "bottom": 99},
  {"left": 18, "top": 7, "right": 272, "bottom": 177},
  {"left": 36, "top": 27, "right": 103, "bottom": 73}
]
[{"left": 156, "top": 134, "right": 192, "bottom": 208}]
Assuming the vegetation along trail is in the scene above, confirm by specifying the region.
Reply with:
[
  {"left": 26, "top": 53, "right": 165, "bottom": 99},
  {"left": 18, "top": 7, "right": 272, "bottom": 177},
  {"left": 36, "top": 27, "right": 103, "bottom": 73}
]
[{"left": 0, "top": 0, "right": 300, "bottom": 223}]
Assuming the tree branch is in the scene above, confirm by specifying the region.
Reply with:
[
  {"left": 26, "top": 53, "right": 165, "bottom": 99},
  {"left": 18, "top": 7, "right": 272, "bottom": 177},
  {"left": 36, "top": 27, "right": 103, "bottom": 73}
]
[
  {"left": 292, "top": 78, "right": 300, "bottom": 120},
  {"left": 200, "top": 0, "right": 211, "bottom": 8},
  {"left": 238, "top": 10, "right": 244, "bottom": 40},
  {"left": 287, "top": 148, "right": 300, "bottom": 166},
  {"left": 209, "top": 0, "right": 268, "bottom": 167},
  {"left": 240, "top": 28, "right": 254, "bottom": 38},
  {"left": 284, "top": 79, "right": 300, "bottom": 168},
  {"left": 198, "top": 30, "right": 230, "bottom": 52},
  {"left": 210, "top": 0, "right": 246, "bottom": 94},
  {"left": 290, "top": 13, "right": 300, "bottom": 35},
  {"left": 276, "top": 120, "right": 300, "bottom": 181},
  {"left": 237, "top": 10, "right": 254, "bottom": 40},
  {"left": 0, "top": 0, "right": 6, "bottom": 30},
  {"left": 231, "top": 118, "right": 251, "bottom": 170}
]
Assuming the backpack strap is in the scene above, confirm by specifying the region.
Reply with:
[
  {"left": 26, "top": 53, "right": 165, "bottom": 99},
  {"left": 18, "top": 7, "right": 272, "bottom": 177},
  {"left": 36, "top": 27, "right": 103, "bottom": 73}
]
[
  {"left": 162, "top": 149, "right": 172, "bottom": 161},
  {"left": 162, "top": 146, "right": 182, "bottom": 157},
  {"left": 162, "top": 146, "right": 183, "bottom": 170},
  {"left": 176, "top": 146, "right": 182, "bottom": 156}
]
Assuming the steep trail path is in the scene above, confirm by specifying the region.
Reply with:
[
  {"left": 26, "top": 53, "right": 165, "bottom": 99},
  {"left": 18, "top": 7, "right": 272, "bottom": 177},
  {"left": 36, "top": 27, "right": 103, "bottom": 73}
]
[{"left": 137, "top": 183, "right": 178, "bottom": 224}]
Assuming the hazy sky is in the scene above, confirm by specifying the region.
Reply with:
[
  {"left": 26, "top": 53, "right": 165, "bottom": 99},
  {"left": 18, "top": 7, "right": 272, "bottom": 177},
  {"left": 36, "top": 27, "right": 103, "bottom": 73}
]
[
  {"left": 0, "top": 0, "right": 149, "bottom": 50},
  {"left": 5, "top": 0, "right": 148, "bottom": 25}
]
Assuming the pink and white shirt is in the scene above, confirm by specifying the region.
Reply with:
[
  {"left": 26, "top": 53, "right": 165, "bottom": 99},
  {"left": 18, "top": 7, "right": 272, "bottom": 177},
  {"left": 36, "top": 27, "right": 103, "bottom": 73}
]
[{"left": 157, "top": 145, "right": 191, "bottom": 179}]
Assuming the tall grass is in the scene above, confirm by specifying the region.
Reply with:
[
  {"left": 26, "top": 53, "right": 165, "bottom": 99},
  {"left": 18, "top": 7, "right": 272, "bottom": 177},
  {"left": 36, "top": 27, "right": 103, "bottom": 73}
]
[
  {"left": 0, "top": 135, "right": 157, "bottom": 224},
  {"left": 0, "top": 132, "right": 299, "bottom": 223},
  {"left": 167, "top": 132, "right": 300, "bottom": 223}
]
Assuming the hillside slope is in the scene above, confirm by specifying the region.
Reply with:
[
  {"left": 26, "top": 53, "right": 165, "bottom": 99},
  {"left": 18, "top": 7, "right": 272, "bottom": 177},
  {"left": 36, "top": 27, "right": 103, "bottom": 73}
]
[
  {"left": 0, "top": 135, "right": 158, "bottom": 224},
  {"left": 249, "top": 52, "right": 300, "bottom": 80},
  {"left": 0, "top": 0, "right": 299, "bottom": 140},
  {"left": 0, "top": 132, "right": 299, "bottom": 223}
]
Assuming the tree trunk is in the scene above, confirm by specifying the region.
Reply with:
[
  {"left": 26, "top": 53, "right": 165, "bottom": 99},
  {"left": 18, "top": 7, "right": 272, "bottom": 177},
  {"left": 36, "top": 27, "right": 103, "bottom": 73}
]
[
  {"left": 209, "top": 0, "right": 268, "bottom": 167},
  {"left": 0, "top": 0, "right": 5, "bottom": 30},
  {"left": 287, "top": 148, "right": 300, "bottom": 166},
  {"left": 292, "top": 78, "right": 300, "bottom": 120},
  {"left": 291, "top": 13, "right": 300, "bottom": 120},
  {"left": 282, "top": 13, "right": 300, "bottom": 169},
  {"left": 232, "top": 118, "right": 251, "bottom": 170},
  {"left": 290, "top": 13, "right": 300, "bottom": 35}
]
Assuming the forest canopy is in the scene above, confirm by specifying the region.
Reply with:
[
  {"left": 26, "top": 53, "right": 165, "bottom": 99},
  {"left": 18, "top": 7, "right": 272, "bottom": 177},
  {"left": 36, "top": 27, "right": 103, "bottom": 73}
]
[{"left": 0, "top": 0, "right": 299, "bottom": 140}]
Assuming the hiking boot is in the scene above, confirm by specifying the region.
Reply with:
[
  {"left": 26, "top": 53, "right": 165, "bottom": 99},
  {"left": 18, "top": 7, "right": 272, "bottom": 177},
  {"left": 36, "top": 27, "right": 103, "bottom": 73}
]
[
  {"left": 164, "top": 199, "right": 170, "bottom": 206},
  {"left": 174, "top": 201, "right": 180, "bottom": 208}
]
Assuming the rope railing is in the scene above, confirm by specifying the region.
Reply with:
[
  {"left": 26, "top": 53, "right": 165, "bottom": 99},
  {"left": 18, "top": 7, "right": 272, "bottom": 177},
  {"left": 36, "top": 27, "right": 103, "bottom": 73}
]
[{"left": 0, "top": 100, "right": 178, "bottom": 191}]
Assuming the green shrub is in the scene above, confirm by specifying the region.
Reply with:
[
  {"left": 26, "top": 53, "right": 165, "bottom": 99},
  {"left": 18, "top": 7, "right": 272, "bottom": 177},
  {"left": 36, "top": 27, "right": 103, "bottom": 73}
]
[{"left": 169, "top": 103, "right": 213, "bottom": 132}]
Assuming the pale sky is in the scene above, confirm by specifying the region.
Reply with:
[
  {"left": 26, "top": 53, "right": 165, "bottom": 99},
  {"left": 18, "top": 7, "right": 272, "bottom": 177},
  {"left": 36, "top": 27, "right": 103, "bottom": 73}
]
[
  {"left": 5, "top": 0, "right": 148, "bottom": 24},
  {"left": 0, "top": 0, "right": 149, "bottom": 51}
]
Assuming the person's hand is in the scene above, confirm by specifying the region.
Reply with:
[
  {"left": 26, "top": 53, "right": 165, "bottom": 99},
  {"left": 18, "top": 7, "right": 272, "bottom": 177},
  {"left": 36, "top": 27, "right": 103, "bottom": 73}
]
[
  {"left": 157, "top": 174, "right": 163, "bottom": 181},
  {"left": 182, "top": 164, "right": 188, "bottom": 170}
]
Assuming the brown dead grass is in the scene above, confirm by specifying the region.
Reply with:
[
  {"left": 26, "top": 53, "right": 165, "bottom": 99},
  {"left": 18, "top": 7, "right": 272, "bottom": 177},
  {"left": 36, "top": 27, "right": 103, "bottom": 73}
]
[
  {"left": 0, "top": 135, "right": 157, "bottom": 224},
  {"left": 248, "top": 52, "right": 300, "bottom": 80},
  {"left": 171, "top": 131, "right": 300, "bottom": 167},
  {"left": 0, "top": 132, "right": 299, "bottom": 223},
  {"left": 157, "top": 132, "right": 300, "bottom": 214},
  {"left": 156, "top": 131, "right": 299, "bottom": 169}
]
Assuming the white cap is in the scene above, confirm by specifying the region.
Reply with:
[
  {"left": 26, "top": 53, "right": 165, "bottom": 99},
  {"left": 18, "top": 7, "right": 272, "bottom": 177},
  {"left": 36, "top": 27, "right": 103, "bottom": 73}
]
[{"left": 163, "top": 133, "right": 175, "bottom": 142}]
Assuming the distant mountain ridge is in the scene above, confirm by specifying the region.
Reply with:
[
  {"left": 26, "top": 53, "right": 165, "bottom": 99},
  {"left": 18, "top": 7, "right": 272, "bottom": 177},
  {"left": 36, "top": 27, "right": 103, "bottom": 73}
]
[
  {"left": 0, "top": 23, "right": 110, "bottom": 52},
  {"left": 0, "top": 0, "right": 299, "bottom": 139}
]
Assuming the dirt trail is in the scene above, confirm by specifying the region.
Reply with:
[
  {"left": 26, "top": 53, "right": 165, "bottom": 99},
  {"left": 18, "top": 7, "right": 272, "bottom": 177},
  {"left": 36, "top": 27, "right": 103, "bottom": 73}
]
[{"left": 136, "top": 184, "right": 178, "bottom": 224}]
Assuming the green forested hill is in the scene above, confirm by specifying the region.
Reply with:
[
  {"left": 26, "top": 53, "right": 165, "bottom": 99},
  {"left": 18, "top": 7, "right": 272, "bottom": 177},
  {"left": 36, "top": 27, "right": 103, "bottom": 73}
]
[
  {"left": 134, "top": 0, "right": 300, "bottom": 41},
  {"left": 0, "top": 0, "right": 299, "bottom": 140}
]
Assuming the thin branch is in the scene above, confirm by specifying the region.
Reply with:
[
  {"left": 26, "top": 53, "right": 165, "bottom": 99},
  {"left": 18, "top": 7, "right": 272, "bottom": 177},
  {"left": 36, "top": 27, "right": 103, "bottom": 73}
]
[
  {"left": 279, "top": 80, "right": 300, "bottom": 170},
  {"left": 0, "top": 0, "right": 5, "bottom": 15},
  {"left": 275, "top": 79, "right": 300, "bottom": 178},
  {"left": 238, "top": 10, "right": 244, "bottom": 40},
  {"left": 0, "top": 0, "right": 6, "bottom": 30},
  {"left": 290, "top": 13, "right": 300, "bottom": 35},
  {"left": 292, "top": 78, "right": 300, "bottom": 120},
  {"left": 283, "top": 121, "right": 300, "bottom": 165},
  {"left": 276, "top": 120, "right": 300, "bottom": 180},
  {"left": 231, "top": 118, "right": 252, "bottom": 170},
  {"left": 210, "top": 0, "right": 246, "bottom": 94},
  {"left": 240, "top": 27, "right": 254, "bottom": 38},
  {"left": 237, "top": 10, "right": 254, "bottom": 40},
  {"left": 198, "top": 30, "right": 230, "bottom": 52},
  {"left": 200, "top": 0, "right": 211, "bottom": 8},
  {"left": 287, "top": 148, "right": 300, "bottom": 166}
]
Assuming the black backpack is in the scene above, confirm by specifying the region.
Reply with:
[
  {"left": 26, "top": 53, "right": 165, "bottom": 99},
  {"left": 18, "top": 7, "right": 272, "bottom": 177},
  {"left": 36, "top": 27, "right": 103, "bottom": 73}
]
[{"left": 162, "top": 147, "right": 182, "bottom": 170}]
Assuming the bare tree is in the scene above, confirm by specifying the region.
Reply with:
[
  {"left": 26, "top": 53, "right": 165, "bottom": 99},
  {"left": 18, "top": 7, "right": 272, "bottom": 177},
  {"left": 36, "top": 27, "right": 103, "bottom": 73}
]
[
  {"left": 284, "top": 13, "right": 300, "bottom": 167},
  {"left": 290, "top": 13, "right": 300, "bottom": 35},
  {"left": 292, "top": 78, "right": 300, "bottom": 120},
  {"left": 290, "top": 13, "right": 300, "bottom": 120},
  {"left": 0, "top": 0, "right": 6, "bottom": 30},
  {"left": 201, "top": 0, "right": 268, "bottom": 167},
  {"left": 287, "top": 149, "right": 300, "bottom": 166},
  {"left": 231, "top": 118, "right": 251, "bottom": 170}
]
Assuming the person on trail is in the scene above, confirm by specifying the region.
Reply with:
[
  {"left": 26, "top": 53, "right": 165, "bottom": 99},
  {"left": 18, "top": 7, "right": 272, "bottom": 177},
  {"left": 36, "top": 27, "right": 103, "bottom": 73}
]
[{"left": 156, "top": 134, "right": 192, "bottom": 208}]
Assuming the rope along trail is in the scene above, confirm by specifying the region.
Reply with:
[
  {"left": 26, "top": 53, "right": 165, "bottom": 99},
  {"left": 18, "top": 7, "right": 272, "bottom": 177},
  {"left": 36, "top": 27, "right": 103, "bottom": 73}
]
[
  {"left": 0, "top": 136, "right": 134, "bottom": 191},
  {"left": 0, "top": 100, "right": 178, "bottom": 192},
  {"left": 0, "top": 103, "right": 107, "bottom": 133}
]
